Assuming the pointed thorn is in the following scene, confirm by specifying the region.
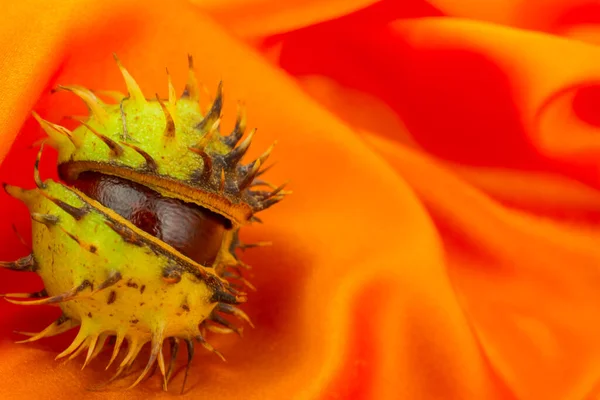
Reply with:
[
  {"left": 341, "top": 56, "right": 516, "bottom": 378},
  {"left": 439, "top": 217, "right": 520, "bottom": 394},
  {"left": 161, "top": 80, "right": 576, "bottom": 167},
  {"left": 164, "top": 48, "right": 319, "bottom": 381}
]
[
  {"left": 32, "top": 142, "right": 46, "bottom": 189},
  {"left": 257, "top": 141, "right": 277, "bottom": 166},
  {"left": 188, "top": 147, "right": 213, "bottom": 182},
  {"left": 256, "top": 162, "right": 276, "bottom": 178},
  {"left": 6, "top": 280, "right": 92, "bottom": 306},
  {"left": 0, "top": 254, "right": 37, "bottom": 272},
  {"left": 269, "top": 181, "right": 291, "bottom": 196},
  {"left": 106, "top": 333, "right": 125, "bottom": 370},
  {"left": 256, "top": 195, "right": 285, "bottom": 211},
  {"left": 166, "top": 68, "right": 177, "bottom": 105},
  {"left": 225, "top": 128, "right": 255, "bottom": 166},
  {"left": 56, "top": 327, "right": 89, "bottom": 360},
  {"left": 144, "top": 360, "right": 159, "bottom": 384},
  {"left": 77, "top": 120, "right": 124, "bottom": 157},
  {"left": 113, "top": 53, "right": 147, "bottom": 104},
  {"left": 82, "top": 335, "right": 100, "bottom": 369},
  {"left": 69, "top": 336, "right": 91, "bottom": 361},
  {"left": 158, "top": 345, "right": 167, "bottom": 389},
  {"left": 15, "top": 315, "right": 78, "bottom": 343},
  {"left": 181, "top": 339, "right": 194, "bottom": 395},
  {"left": 209, "top": 313, "right": 243, "bottom": 337},
  {"left": 216, "top": 303, "right": 255, "bottom": 328},
  {"left": 119, "top": 141, "right": 158, "bottom": 172},
  {"left": 155, "top": 94, "right": 176, "bottom": 138},
  {"left": 196, "top": 81, "right": 223, "bottom": 131},
  {"left": 238, "top": 159, "right": 262, "bottom": 191},
  {"left": 181, "top": 54, "right": 200, "bottom": 101},
  {"left": 2, "top": 289, "right": 46, "bottom": 299},
  {"left": 54, "top": 85, "right": 109, "bottom": 123},
  {"left": 88, "top": 333, "right": 110, "bottom": 364},
  {"left": 165, "top": 337, "right": 180, "bottom": 390},
  {"left": 223, "top": 103, "right": 246, "bottom": 147},
  {"left": 39, "top": 191, "right": 89, "bottom": 220},
  {"left": 92, "top": 338, "right": 143, "bottom": 390},
  {"left": 118, "top": 337, "right": 142, "bottom": 369},
  {"left": 126, "top": 330, "right": 164, "bottom": 389},
  {"left": 4, "top": 184, "right": 38, "bottom": 206},
  {"left": 205, "top": 324, "right": 237, "bottom": 335},
  {"left": 32, "top": 111, "right": 81, "bottom": 148},
  {"left": 192, "top": 121, "right": 219, "bottom": 151},
  {"left": 195, "top": 334, "right": 226, "bottom": 362}
]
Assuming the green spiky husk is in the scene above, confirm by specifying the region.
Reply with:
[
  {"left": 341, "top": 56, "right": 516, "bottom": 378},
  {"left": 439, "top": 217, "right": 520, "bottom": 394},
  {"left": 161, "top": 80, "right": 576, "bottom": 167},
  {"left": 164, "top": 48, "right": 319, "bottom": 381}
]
[{"left": 1, "top": 55, "right": 285, "bottom": 393}]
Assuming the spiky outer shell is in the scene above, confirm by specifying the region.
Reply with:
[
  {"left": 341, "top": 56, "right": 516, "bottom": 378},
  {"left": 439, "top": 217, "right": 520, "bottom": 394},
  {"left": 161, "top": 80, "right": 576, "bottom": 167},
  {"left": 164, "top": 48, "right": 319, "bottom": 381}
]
[
  {"left": 8, "top": 180, "right": 230, "bottom": 340},
  {"left": 1, "top": 55, "right": 285, "bottom": 392}
]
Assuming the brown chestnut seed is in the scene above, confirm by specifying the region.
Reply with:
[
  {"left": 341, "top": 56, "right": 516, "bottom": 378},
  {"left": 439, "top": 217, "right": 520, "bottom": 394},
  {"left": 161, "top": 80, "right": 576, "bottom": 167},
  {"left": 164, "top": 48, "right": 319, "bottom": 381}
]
[{"left": 62, "top": 170, "right": 231, "bottom": 267}]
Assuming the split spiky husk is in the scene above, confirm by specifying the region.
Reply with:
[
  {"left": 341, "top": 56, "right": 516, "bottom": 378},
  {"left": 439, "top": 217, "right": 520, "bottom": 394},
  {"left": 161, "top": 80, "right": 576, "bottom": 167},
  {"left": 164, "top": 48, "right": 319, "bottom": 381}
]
[{"left": 1, "top": 54, "right": 287, "bottom": 393}]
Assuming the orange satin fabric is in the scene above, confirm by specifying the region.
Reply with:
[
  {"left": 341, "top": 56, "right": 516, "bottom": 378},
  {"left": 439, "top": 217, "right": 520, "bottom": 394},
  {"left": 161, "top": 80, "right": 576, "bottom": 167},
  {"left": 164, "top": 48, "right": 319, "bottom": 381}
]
[{"left": 0, "top": 0, "right": 599, "bottom": 399}]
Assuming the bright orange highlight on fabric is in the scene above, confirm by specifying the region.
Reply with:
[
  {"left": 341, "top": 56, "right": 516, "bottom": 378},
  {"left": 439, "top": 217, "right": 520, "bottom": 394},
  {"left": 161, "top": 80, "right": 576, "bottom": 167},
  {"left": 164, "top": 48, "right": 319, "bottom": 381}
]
[{"left": 0, "top": 0, "right": 599, "bottom": 399}]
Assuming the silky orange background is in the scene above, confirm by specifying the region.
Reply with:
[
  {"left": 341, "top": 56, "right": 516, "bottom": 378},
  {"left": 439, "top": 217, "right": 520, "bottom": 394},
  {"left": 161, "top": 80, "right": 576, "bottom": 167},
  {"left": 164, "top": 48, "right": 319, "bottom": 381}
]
[{"left": 1, "top": 0, "right": 600, "bottom": 399}]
